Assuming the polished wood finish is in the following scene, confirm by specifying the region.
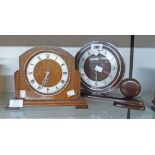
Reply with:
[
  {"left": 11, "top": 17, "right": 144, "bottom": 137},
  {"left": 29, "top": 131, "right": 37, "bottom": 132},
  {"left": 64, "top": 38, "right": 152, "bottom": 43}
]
[
  {"left": 14, "top": 46, "right": 87, "bottom": 108},
  {"left": 120, "top": 78, "right": 141, "bottom": 98},
  {"left": 113, "top": 101, "right": 145, "bottom": 111},
  {"left": 33, "top": 59, "right": 62, "bottom": 88},
  {"left": 81, "top": 89, "right": 145, "bottom": 111}
]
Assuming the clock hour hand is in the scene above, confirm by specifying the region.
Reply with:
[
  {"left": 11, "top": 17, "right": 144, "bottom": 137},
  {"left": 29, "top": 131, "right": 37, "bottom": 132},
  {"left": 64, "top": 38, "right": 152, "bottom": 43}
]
[
  {"left": 42, "top": 71, "right": 50, "bottom": 86},
  {"left": 95, "top": 65, "right": 110, "bottom": 75}
]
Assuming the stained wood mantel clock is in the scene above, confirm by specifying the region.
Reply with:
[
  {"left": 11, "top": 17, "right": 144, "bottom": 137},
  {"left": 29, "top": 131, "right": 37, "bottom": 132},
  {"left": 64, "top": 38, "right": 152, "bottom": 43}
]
[
  {"left": 14, "top": 46, "right": 87, "bottom": 108},
  {"left": 75, "top": 40, "right": 145, "bottom": 118}
]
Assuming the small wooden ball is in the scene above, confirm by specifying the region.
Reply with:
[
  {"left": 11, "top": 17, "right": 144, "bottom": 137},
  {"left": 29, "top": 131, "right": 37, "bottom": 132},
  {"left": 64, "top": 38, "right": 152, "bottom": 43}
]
[{"left": 120, "top": 78, "right": 141, "bottom": 98}]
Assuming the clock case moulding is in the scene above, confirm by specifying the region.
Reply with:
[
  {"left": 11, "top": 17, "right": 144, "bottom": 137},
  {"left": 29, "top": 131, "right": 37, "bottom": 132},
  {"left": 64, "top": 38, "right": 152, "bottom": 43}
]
[
  {"left": 75, "top": 41, "right": 145, "bottom": 111},
  {"left": 14, "top": 46, "right": 88, "bottom": 108}
]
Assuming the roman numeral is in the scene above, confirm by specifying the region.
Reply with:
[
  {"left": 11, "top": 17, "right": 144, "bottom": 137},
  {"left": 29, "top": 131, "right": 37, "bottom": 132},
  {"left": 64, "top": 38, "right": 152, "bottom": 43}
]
[
  {"left": 31, "top": 79, "right": 35, "bottom": 84},
  {"left": 56, "top": 86, "right": 58, "bottom": 90},
  {"left": 47, "top": 88, "right": 49, "bottom": 92},
  {"left": 61, "top": 80, "right": 65, "bottom": 84},
  {"left": 82, "top": 58, "right": 85, "bottom": 61},
  {"left": 46, "top": 53, "right": 50, "bottom": 58},
  {"left": 37, "top": 56, "right": 41, "bottom": 60},
  {"left": 63, "top": 72, "right": 68, "bottom": 75},
  {"left": 61, "top": 63, "right": 64, "bottom": 66},
  {"left": 37, "top": 85, "right": 42, "bottom": 90},
  {"left": 28, "top": 72, "right": 33, "bottom": 75}
]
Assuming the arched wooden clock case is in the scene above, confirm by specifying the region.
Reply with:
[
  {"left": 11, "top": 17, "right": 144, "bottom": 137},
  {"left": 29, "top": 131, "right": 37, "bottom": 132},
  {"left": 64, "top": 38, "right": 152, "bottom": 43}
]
[{"left": 14, "top": 46, "right": 87, "bottom": 108}]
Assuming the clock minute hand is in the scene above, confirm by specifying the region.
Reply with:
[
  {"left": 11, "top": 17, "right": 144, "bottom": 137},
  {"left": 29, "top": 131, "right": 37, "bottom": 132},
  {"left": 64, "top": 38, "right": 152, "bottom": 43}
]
[
  {"left": 102, "top": 70, "right": 110, "bottom": 75},
  {"left": 42, "top": 71, "right": 50, "bottom": 86}
]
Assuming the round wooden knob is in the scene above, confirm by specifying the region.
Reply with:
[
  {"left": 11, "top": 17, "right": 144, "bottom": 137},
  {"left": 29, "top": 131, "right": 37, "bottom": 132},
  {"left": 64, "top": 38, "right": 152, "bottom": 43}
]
[{"left": 120, "top": 78, "right": 141, "bottom": 98}]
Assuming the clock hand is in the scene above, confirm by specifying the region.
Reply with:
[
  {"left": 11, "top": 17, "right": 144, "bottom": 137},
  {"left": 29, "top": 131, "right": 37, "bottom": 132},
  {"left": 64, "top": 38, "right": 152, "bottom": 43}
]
[
  {"left": 42, "top": 71, "right": 50, "bottom": 86},
  {"left": 102, "top": 70, "right": 110, "bottom": 75},
  {"left": 99, "top": 65, "right": 110, "bottom": 75},
  {"left": 95, "top": 71, "right": 98, "bottom": 81}
]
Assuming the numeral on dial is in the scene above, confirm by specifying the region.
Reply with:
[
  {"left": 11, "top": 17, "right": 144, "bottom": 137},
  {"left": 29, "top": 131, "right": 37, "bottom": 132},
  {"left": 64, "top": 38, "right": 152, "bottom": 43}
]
[
  {"left": 31, "top": 79, "right": 35, "bottom": 84},
  {"left": 63, "top": 72, "right": 68, "bottom": 75},
  {"left": 46, "top": 53, "right": 50, "bottom": 59},
  {"left": 61, "top": 63, "right": 64, "bottom": 66},
  {"left": 61, "top": 80, "right": 65, "bottom": 84},
  {"left": 28, "top": 72, "right": 33, "bottom": 75},
  {"left": 37, "top": 85, "right": 42, "bottom": 90},
  {"left": 37, "top": 56, "right": 41, "bottom": 60}
]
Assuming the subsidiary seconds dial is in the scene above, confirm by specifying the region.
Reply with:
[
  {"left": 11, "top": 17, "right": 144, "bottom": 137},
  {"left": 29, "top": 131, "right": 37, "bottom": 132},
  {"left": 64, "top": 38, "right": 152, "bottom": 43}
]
[
  {"left": 26, "top": 51, "right": 69, "bottom": 95},
  {"left": 76, "top": 41, "right": 125, "bottom": 93}
]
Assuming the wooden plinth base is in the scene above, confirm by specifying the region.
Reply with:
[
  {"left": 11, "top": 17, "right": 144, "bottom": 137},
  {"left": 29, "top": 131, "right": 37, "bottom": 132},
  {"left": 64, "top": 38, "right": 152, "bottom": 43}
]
[
  {"left": 24, "top": 98, "right": 86, "bottom": 106},
  {"left": 113, "top": 101, "right": 145, "bottom": 110},
  {"left": 5, "top": 98, "right": 88, "bottom": 110},
  {"left": 81, "top": 90, "right": 145, "bottom": 111},
  {"left": 16, "top": 98, "right": 88, "bottom": 109}
]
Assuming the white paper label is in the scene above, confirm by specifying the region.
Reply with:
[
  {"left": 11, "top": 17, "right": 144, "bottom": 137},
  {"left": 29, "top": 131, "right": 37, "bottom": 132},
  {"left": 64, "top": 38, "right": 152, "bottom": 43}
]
[
  {"left": 9, "top": 99, "right": 23, "bottom": 108},
  {"left": 20, "top": 90, "right": 26, "bottom": 98},
  {"left": 91, "top": 44, "right": 103, "bottom": 51},
  {"left": 95, "top": 65, "right": 103, "bottom": 72},
  {"left": 67, "top": 90, "right": 75, "bottom": 97}
]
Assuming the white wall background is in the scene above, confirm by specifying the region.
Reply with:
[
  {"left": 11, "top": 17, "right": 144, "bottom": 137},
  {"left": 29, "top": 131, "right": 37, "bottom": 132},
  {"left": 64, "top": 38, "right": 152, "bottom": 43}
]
[{"left": 0, "top": 35, "right": 154, "bottom": 94}]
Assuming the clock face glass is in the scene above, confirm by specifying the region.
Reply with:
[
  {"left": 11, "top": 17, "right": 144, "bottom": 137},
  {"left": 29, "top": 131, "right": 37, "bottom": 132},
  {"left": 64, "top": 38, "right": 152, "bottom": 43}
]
[
  {"left": 76, "top": 42, "right": 125, "bottom": 93},
  {"left": 26, "top": 51, "right": 69, "bottom": 95}
]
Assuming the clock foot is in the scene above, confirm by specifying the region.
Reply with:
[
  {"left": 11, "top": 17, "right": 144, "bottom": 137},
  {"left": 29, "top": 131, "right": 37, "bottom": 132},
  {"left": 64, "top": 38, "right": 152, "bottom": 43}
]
[
  {"left": 75, "top": 105, "right": 88, "bottom": 109},
  {"left": 5, "top": 105, "right": 20, "bottom": 110}
]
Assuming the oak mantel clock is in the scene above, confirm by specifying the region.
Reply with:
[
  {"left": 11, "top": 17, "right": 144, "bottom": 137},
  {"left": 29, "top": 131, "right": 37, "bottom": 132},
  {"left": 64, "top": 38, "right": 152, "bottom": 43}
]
[{"left": 14, "top": 46, "right": 87, "bottom": 108}]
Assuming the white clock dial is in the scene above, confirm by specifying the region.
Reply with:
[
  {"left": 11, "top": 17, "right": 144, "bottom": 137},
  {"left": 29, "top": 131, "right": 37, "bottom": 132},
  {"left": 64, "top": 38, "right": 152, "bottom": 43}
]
[{"left": 26, "top": 52, "right": 69, "bottom": 94}]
